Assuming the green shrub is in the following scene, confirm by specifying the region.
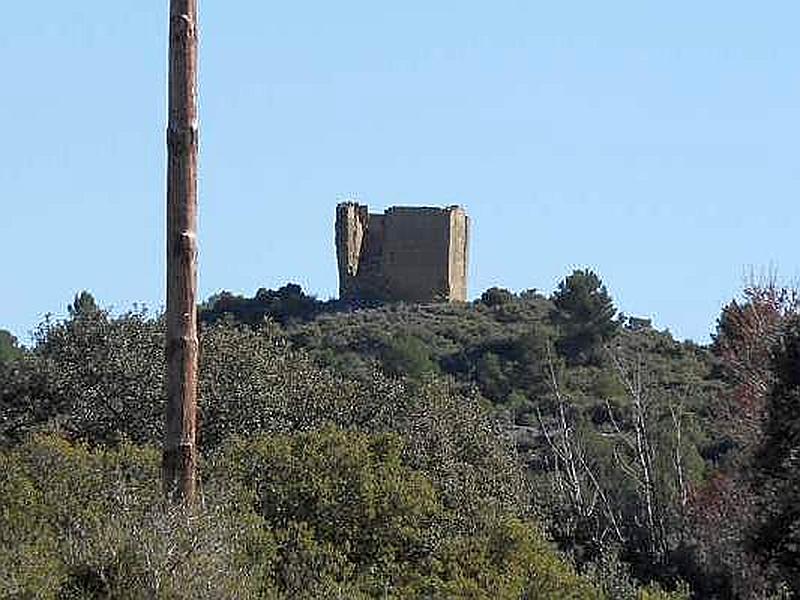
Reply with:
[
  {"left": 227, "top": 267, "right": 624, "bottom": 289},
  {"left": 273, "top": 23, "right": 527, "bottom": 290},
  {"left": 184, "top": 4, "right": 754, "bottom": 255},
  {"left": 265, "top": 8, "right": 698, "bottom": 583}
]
[
  {"left": 213, "top": 427, "right": 605, "bottom": 599},
  {"left": 0, "top": 436, "right": 267, "bottom": 599},
  {"left": 0, "top": 431, "right": 607, "bottom": 599},
  {"left": 379, "top": 334, "right": 440, "bottom": 379},
  {"left": 0, "top": 292, "right": 725, "bottom": 598}
]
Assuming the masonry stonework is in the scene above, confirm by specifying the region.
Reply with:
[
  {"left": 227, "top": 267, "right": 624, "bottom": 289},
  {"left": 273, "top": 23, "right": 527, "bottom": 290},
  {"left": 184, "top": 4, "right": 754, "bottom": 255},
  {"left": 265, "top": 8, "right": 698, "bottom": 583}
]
[{"left": 335, "top": 203, "right": 469, "bottom": 303}]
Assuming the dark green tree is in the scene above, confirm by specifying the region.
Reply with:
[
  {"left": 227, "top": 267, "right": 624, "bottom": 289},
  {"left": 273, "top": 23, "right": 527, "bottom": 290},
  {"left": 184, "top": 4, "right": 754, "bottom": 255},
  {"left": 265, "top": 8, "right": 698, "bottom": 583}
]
[
  {"left": 67, "top": 291, "right": 100, "bottom": 319},
  {"left": 751, "top": 315, "right": 800, "bottom": 594},
  {"left": 480, "top": 287, "right": 515, "bottom": 307},
  {"left": 552, "top": 270, "right": 618, "bottom": 363},
  {"left": 0, "top": 330, "right": 21, "bottom": 364},
  {"left": 201, "top": 283, "right": 324, "bottom": 326}
]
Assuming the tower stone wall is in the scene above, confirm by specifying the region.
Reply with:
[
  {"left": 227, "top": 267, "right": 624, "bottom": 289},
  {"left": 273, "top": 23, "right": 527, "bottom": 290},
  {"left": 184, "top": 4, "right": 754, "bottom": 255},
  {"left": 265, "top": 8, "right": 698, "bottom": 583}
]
[{"left": 335, "top": 202, "right": 469, "bottom": 303}]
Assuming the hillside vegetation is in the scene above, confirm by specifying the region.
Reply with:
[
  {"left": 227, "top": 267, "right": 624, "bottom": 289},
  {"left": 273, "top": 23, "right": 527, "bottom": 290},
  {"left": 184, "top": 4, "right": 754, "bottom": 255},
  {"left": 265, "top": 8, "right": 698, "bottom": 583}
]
[{"left": 1, "top": 271, "right": 798, "bottom": 598}]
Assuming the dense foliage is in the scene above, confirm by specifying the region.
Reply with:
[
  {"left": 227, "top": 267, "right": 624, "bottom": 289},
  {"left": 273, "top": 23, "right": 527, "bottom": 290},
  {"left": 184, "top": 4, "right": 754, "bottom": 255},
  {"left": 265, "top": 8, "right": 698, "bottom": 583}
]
[
  {"left": 551, "top": 269, "right": 619, "bottom": 364},
  {"left": 0, "top": 286, "right": 647, "bottom": 599},
  {"left": 5, "top": 273, "right": 797, "bottom": 597},
  {"left": 681, "top": 283, "right": 800, "bottom": 599},
  {"left": 0, "top": 430, "right": 615, "bottom": 599},
  {"left": 753, "top": 315, "right": 800, "bottom": 594},
  {"left": 0, "top": 329, "right": 21, "bottom": 365}
]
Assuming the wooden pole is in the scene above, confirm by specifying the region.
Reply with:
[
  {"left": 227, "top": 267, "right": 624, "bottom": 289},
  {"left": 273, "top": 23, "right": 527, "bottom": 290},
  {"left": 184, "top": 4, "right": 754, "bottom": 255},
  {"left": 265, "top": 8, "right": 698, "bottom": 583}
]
[{"left": 163, "top": 0, "right": 199, "bottom": 502}]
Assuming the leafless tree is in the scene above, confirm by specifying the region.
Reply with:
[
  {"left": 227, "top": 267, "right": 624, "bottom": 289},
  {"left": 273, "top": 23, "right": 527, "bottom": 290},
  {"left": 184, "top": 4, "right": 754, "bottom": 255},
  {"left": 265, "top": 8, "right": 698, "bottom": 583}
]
[{"left": 536, "top": 345, "right": 625, "bottom": 547}]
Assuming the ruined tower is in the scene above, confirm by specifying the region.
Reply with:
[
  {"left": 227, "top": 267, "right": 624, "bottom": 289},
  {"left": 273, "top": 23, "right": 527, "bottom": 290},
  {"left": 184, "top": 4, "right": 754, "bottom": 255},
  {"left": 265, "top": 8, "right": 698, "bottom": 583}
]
[{"left": 335, "top": 202, "right": 469, "bottom": 303}]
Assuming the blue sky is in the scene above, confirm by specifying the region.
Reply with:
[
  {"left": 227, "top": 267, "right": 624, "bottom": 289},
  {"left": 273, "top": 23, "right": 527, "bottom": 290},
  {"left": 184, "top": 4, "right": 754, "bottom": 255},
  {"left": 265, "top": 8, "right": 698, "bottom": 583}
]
[{"left": 2, "top": 2, "right": 798, "bottom": 343}]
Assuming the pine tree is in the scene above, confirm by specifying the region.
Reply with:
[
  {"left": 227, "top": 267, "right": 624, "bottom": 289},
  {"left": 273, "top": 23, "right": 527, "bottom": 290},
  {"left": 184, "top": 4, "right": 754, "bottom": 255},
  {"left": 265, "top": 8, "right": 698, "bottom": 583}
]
[{"left": 552, "top": 269, "right": 618, "bottom": 363}]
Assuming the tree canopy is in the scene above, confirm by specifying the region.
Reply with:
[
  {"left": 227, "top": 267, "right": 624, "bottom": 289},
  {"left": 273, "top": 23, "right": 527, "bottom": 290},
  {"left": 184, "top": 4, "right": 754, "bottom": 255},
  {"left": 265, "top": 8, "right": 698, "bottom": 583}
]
[
  {"left": 551, "top": 269, "right": 619, "bottom": 363},
  {"left": 8, "top": 273, "right": 792, "bottom": 598}
]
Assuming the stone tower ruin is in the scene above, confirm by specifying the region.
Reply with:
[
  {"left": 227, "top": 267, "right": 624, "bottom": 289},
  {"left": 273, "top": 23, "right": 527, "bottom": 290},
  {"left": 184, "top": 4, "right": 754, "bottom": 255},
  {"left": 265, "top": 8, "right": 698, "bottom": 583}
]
[{"left": 335, "top": 202, "right": 469, "bottom": 303}]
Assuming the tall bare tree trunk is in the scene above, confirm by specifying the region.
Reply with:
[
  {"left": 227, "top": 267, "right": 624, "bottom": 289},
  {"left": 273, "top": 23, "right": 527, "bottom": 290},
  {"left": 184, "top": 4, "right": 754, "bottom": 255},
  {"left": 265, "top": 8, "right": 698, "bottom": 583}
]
[{"left": 163, "top": 0, "right": 199, "bottom": 502}]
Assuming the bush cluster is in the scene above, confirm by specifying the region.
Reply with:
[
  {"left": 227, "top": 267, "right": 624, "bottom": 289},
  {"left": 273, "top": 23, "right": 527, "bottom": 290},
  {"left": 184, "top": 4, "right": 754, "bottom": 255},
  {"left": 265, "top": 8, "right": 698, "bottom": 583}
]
[{"left": 0, "top": 278, "right": 708, "bottom": 598}]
